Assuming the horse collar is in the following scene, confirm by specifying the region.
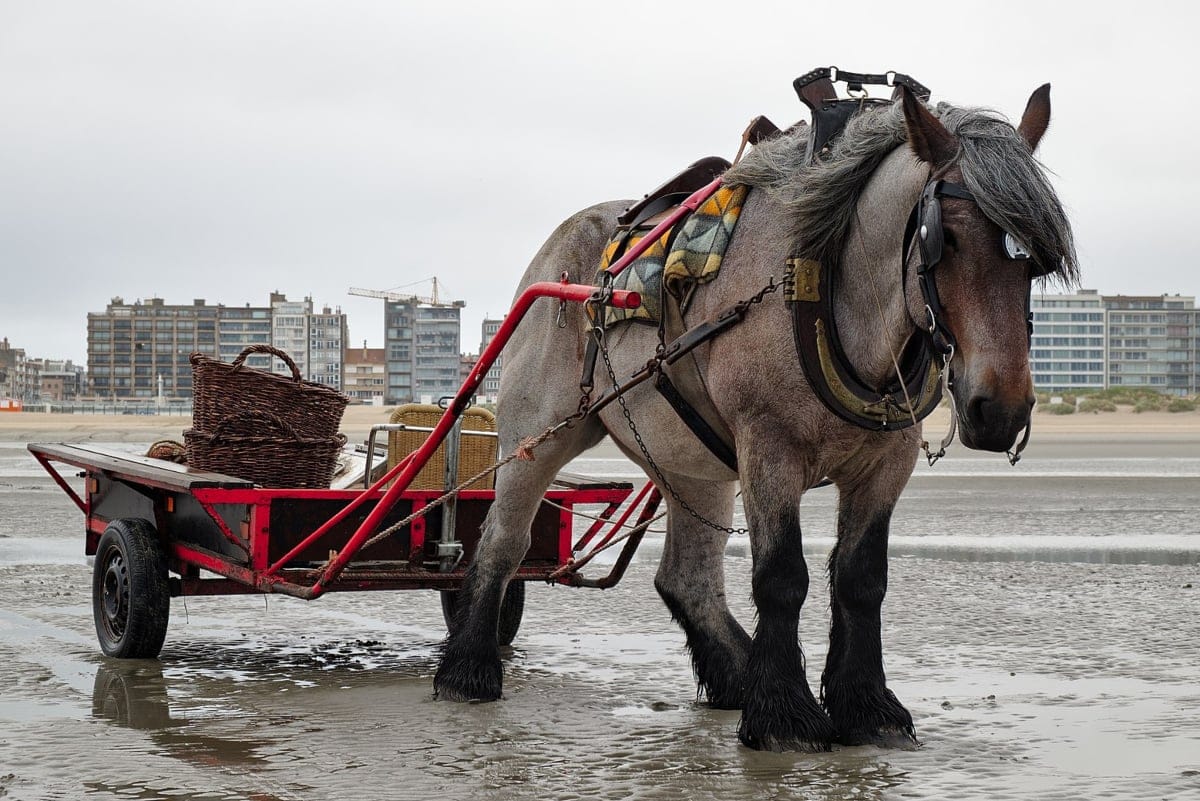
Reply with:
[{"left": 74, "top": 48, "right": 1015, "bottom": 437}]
[{"left": 784, "top": 256, "right": 943, "bottom": 432}]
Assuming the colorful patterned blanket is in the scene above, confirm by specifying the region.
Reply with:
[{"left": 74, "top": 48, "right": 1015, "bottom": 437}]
[{"left": 595, "top": 184, "right": 748, "bottom": 326}]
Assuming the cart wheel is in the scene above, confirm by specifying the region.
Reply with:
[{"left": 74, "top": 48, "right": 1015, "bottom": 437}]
[
  {"left": 92, "top": 519, "right": 171, "bottom": 659},
  {"left": 440, "top": 580, "right": 525, "bottom": 646}
]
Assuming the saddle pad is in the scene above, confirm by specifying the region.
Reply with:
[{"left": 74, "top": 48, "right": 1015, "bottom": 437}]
[{"left": 594, "top": 184, "right": 749, "bottom": 326}]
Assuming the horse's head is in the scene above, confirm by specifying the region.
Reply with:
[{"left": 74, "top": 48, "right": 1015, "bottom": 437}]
[{"left": 900, "top": 86, "right": 1076, "bottom": 453}]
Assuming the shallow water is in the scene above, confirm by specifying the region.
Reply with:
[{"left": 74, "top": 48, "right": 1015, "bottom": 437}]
[{"left": 1, "top": 439, "right": 1198, "bottom": 799}]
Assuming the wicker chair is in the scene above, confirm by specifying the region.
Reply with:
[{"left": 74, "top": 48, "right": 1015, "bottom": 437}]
[{"left": 386, "top": 404, "right": 498, "bottom": 490}]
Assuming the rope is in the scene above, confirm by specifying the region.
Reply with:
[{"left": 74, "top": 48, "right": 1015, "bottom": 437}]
[
  {"left": 539, "top": 496, "right": 667, "bottom": 533},
  {"left": 547, "top": 509, "right": 668, "bottom": 581}
]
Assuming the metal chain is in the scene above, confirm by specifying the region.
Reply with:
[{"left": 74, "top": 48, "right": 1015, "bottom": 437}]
[
  {"left": 593, "top": 278, "right": 780, "bottom": 536},
  {"left": 598, "top": 341, "right": 745, "bottom": 535}
]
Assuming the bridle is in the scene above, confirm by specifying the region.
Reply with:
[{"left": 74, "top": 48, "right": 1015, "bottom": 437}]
[{"left": 899, "top": 176, "right": 1044, "bottom": 465}]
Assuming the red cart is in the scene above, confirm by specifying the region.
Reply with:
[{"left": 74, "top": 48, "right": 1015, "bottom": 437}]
[{"left": 29, "top": 280, "right": 661, "bottom": 658}]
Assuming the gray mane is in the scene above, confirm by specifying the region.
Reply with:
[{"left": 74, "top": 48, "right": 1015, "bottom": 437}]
[{"left": 724, "top": 100, "right": 1079, "bottom": 284}]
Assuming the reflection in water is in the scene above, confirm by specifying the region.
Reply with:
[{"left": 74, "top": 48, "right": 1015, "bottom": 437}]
[
  {"left": 91, "top": 661, "right": 173, "bottom": 730},
  {"left": 89, "top": 661, "right": 294, "bottom": 799}
]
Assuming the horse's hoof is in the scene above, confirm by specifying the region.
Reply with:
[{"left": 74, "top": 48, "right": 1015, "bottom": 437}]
[
  {"left": 433, "top": 653, "right": 503, "bottom": 702},
  {"left": 701, "top": 684, "right": 746, "bottom": 711},
  {"left": 738, "top": 730, "right": 833, "bottom": 753},
  {"left": 837, "top": 726, "right": 921, "bottom": 750},
  {"left": 823, "top": 682, "right": 917, "bottom": 749},
  {"left": 433, "top": 682, "right": 502, "bottom": 703},
  {"left": 737, "top": 708, "right": 835, "bottom": 752}
]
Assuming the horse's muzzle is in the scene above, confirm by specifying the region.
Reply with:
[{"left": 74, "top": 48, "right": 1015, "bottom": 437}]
[{"left": 959, "top": 392, "right": 1034, "bottom": 453}]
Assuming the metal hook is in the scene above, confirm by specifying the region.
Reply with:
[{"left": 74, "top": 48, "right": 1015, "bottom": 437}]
[{"left": 1007, "top": 418, "right": 1032, "bottom": 465}]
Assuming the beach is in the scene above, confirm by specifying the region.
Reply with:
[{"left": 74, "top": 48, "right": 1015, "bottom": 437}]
[
  {"left": 4, "top": 403, "right": 1200, "bottom": 443},
  {"left": 1, "top": 407, "right": 1198, "bottom": 800}
]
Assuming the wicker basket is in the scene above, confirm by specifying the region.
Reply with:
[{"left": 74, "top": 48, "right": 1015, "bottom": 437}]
[
  {"left": 185, "top": 411, "right": 347, "bottom": 488},
  {"left": 190, "top": 345, "right": 349, "bottom": 441},
  {"left": 387, "top": 404, "right": 498, "bottom": 490}
]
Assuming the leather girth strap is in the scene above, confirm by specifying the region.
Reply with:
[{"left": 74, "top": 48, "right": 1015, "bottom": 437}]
[
  {"left": 785, "top": 256, "right": 943, "bottom": 430},
  {"left": 655, "top": 290, "right": 739, "bottom": 472}
]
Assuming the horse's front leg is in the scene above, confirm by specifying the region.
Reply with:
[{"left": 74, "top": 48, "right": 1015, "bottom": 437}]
[
  {"left": 821, "top": 449, "right": 919, "bottom": 748},
  {"left": 737, "top": 464, "right": 834, "bottom": 752}
]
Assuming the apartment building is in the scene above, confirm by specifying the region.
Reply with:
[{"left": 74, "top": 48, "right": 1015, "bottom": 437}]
[
  {"left": 270, "top": 293, "right": 311, "bottom": 378},
  {"left": 87, "top": 295, "right": 347, "bottom": 400},
  {"left": 31, "top": 358, "right": 85, "bottom": 401},
  {"left": 478, "top": 317, "right": 504, "bottom": 403},
  {"left": 87, "top": 297, "right": 217, "bottom": 399},
  {"left": 1104, "top": 294, "right": 1197, "bottom": 396},
  {"left": 308, "top": 307, "right": 348, "bottom": 391},
  {"left": 0, "top": 337, "right": 28, "bottom": 401},
  {"left": 1029, "top": 291, "right": 1107, "bottom": 392},
  {"left": 1030, "top": 291, "right": 1199, "bottom": 396},
  {"left": 218, "top": 304, "right": 272, "bottom": 370},
  {"left": 344, "top": 344, "right": 386, "bottom": 405},
  {"left": 384, "top": 299, "right": 463, "bottom": 404}
]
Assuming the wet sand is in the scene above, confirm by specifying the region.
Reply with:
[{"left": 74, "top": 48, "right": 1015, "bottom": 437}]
[{"left": 1, "top": 409, "right": 1199, "bottom": 799}]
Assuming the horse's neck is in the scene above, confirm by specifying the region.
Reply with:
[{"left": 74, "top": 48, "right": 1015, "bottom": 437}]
[{"left": 833, "top": 154, "right": 927, "bottom": 387}]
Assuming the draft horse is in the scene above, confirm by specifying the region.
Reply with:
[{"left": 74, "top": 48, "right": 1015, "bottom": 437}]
[{"left": 435, "top": 84, "right": 1077, "bottom": 751}]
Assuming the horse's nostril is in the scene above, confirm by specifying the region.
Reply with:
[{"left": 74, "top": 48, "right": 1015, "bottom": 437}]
[{"left": 967, "top": 395, "right": 991, "bottom": 425}]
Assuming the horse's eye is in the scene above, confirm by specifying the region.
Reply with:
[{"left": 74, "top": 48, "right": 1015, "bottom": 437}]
[{"left": 943, "top": 229, "right": 958, "bottom": 251}]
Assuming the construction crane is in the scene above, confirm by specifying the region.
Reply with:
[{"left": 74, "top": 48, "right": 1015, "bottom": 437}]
[{"left": 348, "top": 277, "right": 463, "bottom": 307}]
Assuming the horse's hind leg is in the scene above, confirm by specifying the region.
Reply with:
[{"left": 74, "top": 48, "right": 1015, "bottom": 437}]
[
  {"left": 434, "top": 418, "right": 605, "bottom": 702},
  {"left": 653, "top": 477, "right": 750, "bottom": 709},
  {"left": 736, "top": 459, "right": 835, "bottom": 751},
  {"left": 821, "top": 449, "right": 918, "bottom": 748}
]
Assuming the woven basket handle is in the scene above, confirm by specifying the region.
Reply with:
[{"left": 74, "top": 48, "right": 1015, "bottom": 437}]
[
  {"left": 231, "top": 344, "right": 302, "bottom": 382},
  {"left": 208, "top": 410, "right": 300, "bottom": 443}
]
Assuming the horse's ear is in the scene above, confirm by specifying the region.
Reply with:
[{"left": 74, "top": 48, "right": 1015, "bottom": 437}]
[
  {"left": 1017, "top": 83, "right": 1052, "bottom": 152},
  {"left": 899, "top": 86, "right": 957, "bottom": 168}
]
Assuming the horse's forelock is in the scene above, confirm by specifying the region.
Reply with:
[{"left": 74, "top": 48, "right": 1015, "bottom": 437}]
[
  {"left": 936, "top": 104, "right": 1079, "bottom": 286},
  {"left": 723, "top": 100, "right": 1077, "bottom": 285}
]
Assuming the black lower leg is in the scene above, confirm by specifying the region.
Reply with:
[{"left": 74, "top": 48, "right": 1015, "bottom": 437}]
[
  {"left": 434, "top": 564, "right": 507, "bottom": 702},
  {"left": 737, "top": 505, "right": 834, "bottom": 751},
  {"left": 821, "top": 509, "right": 916, "bottom": 747},
  {"left": 655, "top": 583, "right": 751, "bottom": 709}
]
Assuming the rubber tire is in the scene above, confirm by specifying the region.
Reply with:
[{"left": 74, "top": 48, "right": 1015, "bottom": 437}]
[
  {"left": 93, "top": 518, "right": 171, "bottom": 659},
  {"left": 440, "top": 580, "right": 525, "bottom": 647}
]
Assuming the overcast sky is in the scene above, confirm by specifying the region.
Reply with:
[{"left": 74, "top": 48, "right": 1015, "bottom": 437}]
[{"left": 2, "top": 1, "right": 1195, "bottom": 364}]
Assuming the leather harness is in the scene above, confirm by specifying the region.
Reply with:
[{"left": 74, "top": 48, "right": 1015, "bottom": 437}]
[{"left": 582, "top": 67, "right": 1040, "bottom": 467}]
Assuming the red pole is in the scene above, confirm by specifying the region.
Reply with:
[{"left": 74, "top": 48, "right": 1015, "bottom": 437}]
[{"left": 305, "top": 281, "right": 641, "bottom": 596}]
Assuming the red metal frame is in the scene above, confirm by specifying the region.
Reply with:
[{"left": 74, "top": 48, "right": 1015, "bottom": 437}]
[{"left": 31, "top": 280, "right": 657, "bottom": 600}]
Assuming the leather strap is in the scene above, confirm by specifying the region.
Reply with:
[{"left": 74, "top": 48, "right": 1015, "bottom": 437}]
[
  {"left": 654, "top": 371, "right": 738, "bottom": 471},
  {"left": 793, "top": 67, "right": 931, "bottom": 101},
  {"left": 901, "top": 180, "right": 976, "bottom": 355},
  {"left": 652, "top": 286, "right": 740, "bottom": 473}
]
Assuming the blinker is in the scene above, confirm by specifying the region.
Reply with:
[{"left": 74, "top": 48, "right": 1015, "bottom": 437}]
[{"left": 1003, "top": 232, "right": 1031, "bottom": 261}]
